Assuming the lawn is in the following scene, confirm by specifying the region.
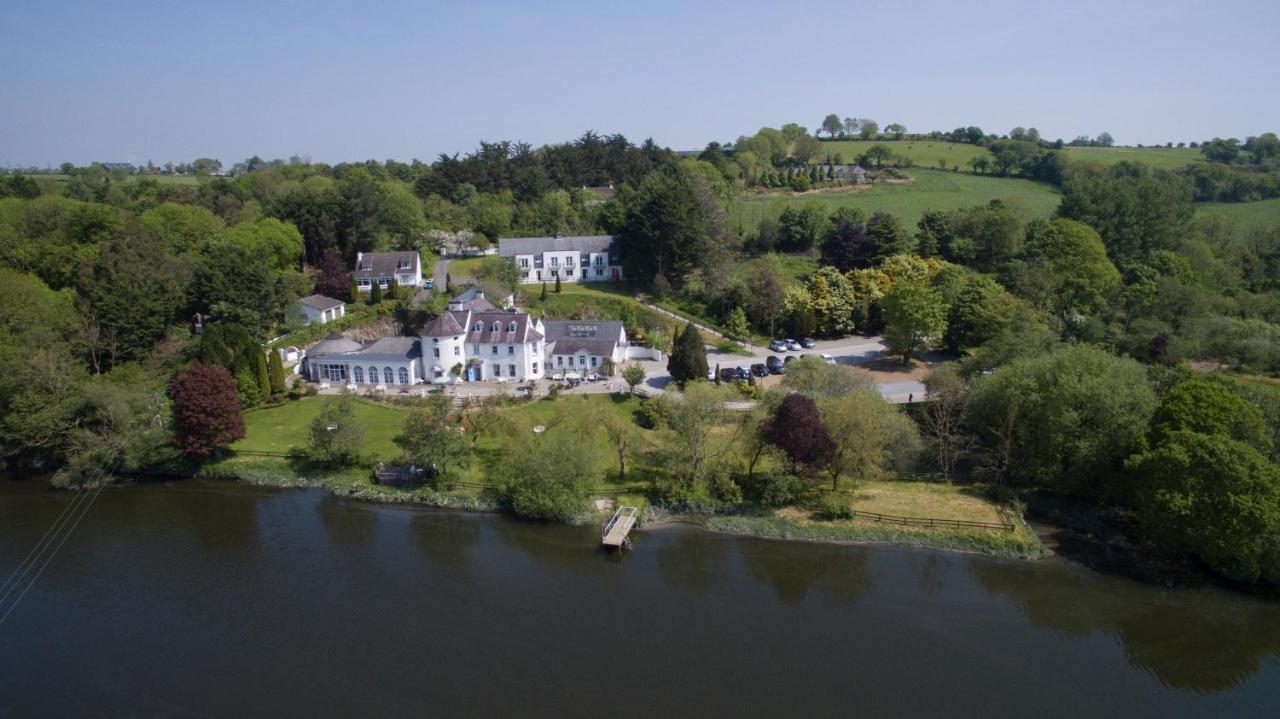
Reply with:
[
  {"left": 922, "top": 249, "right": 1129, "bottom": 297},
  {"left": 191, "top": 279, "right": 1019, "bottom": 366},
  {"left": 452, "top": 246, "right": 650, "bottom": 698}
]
[
  {"left": 235, "top": 395, "right": 412, "bottom": 457},
  {"left": 1196, "top": 198, "right": 1280, "bottom": 232},
  {"left": 1060, "top": 145, "right": 1202, "bottom": 171},
  {"left": 814, "top": 139, "right": 991, "bottom": 171},
  {"left": 446, "top": 256, "right": 486, "bottom": 279},
  {"left": 730, "top": 168, "right": 1061, "bottom": 230},
  {"left": 845, "top": 480, "right": 1005, "bottom": 525}
]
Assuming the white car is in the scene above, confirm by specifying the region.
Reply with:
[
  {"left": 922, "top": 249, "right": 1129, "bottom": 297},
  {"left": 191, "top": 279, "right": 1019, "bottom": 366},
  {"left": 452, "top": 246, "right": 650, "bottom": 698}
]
[
  {"left": 785, "top": 339, "right": 801, "bottom": 351},
  {"left": 820, "top": 353, "right": 836, "bottom": 365}
]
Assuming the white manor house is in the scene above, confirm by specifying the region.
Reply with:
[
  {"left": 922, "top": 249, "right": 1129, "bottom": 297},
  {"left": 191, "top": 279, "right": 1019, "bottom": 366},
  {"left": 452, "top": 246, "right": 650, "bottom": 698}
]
[{"left": 303, "top": 289, "right": 650, "bottom": 386}]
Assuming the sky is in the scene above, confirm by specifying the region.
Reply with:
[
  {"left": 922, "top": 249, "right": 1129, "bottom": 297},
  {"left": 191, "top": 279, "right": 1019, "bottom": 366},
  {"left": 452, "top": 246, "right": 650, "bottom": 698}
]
[{"left": 1, "top": 0, "right": 1277, "bottom": 167}]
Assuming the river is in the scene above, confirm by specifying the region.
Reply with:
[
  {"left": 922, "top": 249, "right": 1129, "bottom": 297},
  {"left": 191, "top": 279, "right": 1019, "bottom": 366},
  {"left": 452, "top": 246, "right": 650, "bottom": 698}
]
[{"left": 1, "top": 479, "right": 1278, "bottom": 717}]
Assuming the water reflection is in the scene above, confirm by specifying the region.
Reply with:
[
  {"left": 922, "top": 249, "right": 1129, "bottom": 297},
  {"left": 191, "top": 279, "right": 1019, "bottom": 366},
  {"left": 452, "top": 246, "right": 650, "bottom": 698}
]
[
  {"left": 655, "top": 524, "right": 732, "bottom": 593},
  {"left": 971, "top": 559, "right": 1280, "bottom": 692},
  {"left": 410, "top": 510, "right": 480, "bottom": 576},
  {"left": 315, "top": 493, "right": 377, "bottom": 547},
  {"left": 737, "top": 538, "right": 871, "bottom": 606}
]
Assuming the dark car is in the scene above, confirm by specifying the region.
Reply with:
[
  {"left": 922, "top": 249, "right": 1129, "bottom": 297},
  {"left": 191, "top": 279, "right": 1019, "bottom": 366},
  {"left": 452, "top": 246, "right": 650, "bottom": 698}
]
[
  {"left": 784, "top": 355, "right": 795, "bottom": 364},
  {"left": 801, "top": 337, "right": 816, "bottom": 348},
  {"left": 750, "top": 363, "right": 769, "bottom": 378},
  {"left": 766, "top": 356, "right": 785, "bottom": 374},
  {"left": 734, "top": 366, "right": 750, "bottom": 381},
  {"left": 718, "top": 367, "right": 737, "bottom": 383}
]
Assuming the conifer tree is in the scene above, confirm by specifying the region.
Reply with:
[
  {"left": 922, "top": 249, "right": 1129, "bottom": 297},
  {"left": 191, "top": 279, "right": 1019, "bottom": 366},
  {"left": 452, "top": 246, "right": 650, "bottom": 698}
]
[
  {"left": 268, "top": 349, "right": 287, "bottom": 395},
  {"left": 666, "top": 322, "right": 709, "bottom": 386},
  {"left": 255, "top": 351, "right": 272, "bottom": 403},
  {"left": 555, "top": 274, "right": 562, "bottom": 293},
  {"left": 540, "top": 281, "right": 548, "bottom": 301},
  {"left": 369, "top": 281, "right": 383, "bottom": 304}
]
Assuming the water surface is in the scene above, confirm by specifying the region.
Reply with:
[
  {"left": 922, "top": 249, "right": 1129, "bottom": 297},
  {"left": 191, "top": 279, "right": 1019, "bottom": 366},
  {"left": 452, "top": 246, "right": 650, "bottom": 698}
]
[{"left": 1, "top": 479, "right": 1277, "bottom": 717}]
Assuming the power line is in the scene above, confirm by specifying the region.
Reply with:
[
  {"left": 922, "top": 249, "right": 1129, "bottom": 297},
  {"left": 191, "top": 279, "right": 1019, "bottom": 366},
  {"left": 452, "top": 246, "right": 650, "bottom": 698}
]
[{"left": 0, "top": 487, "right": 89, "bottom": 603}]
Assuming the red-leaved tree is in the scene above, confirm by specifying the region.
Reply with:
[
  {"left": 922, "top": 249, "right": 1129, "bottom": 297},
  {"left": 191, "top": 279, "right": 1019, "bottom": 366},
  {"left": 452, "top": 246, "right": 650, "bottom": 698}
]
[
  {"left": 762, "top": 393, "right": 834, "bottom": 474},
  {"left": 170, "top": 363, "right": 246, "bottom": 456},
  {"left": 315, "top": 248, "right": 352, "bottom": 301}
]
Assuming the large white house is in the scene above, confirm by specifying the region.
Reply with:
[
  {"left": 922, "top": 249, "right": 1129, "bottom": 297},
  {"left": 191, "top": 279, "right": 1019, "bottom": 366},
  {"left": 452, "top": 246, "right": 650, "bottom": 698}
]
[
  {"left": 304, "top": 291, "right": 630, "bottom": 385},
  {"left": 353, "top": 251, "right": 423, "bottom": 292},
  {"left": 498, "top": 235, "right": 624, "bottom": 284}
]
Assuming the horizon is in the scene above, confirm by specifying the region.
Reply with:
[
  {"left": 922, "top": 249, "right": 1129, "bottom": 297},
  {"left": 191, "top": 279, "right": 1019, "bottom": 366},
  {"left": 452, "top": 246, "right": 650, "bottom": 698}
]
[{"left": 2, "top": 0, "right": 1278, "bottom": 168}]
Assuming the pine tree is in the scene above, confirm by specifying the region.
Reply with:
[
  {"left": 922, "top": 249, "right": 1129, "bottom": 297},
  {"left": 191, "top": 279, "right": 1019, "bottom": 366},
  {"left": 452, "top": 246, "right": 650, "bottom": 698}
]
[
  {"left": 445, "top": 273, "right": 452, "bottom": 293},
  {"left": 268, "top": 349, "right": 287, "bottom": 395},
  {"left": 809, "top": 165, "right": 820, "bottom": 184},
  {"left": 555, "top": 274, "right": 562, "bottom": 293},
  {"left": 714, "top": 362, "right": 721, "bottom": 386},
  {"left": 369, "top": 281, "right": 383, "bottom": 304},
  {"left": 255, "top": 351, "right": 272, "bottom": 404},
  {"left": 540, "top": 281, "right": 548, "bottom": 301},
  {"left": 827, "top": 162, "right": 835, "bottom": 181}
]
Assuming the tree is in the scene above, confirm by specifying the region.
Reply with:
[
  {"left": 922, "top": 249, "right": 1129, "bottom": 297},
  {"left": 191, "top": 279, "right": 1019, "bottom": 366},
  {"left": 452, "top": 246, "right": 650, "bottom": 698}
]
[
  {"left": 881, "top": 279, "right": 946, "bottom": 362},
  {"left": 79, "top": 233, "right": 181, "bottom": 367},
  {"left": 306, "top": 393, "right": 364, "bottom": 466},
  {"left": 885, "top": 123, "right": 907, "bottom": 139},
  {"left": 267, "top": 349, "right": 287, "bottom": 395},
  {"left": 445, "top": 272, "right": 452, "bottom": 293},
  {"left": 860, "top": 120, "right": 880, "bottom": 139},
  {"left": 724, "top": 306, "right": 750, "bottom": 342},
  {"left": 600, "top": 409, "right": 637, "bottom": 482},
  {"left": 1010, "top": 218, "right": 1120, "bottom": 324},
  {"left": 315, "top": 249, "right": 351, "bottom": 300},
  {"left": 540, "top": 281, "right": 548, "bottom": 301},
  {"left": 667, "top": 322, "right": 708, "bottom": 386},
  {"left": 463, "top": 394, "right": 507, "bottom": 450},
  {"left": 554, "top": 273, "right": 562, "bottom": 293},
  {"left": 821, "top": 220, "right": 873, "bottom": 272},
  {"left": 369, "top": 281, "right": 383, "bottom": 304},
  {"left": 169, "top": 363, "right": 245, "bottom": 456},
  {"left": 659, "top": 383, "right": 740, "bottom": 499},
  {"left": 188, "top": 241, "right": 284, "bottom": 338},
  {"left": 1150, "top": 379, "right": 1269, "bottom": 451},
  {"left": 920, "top": 365, "right": 973, "bottom": 476},
  {"left": 763, "top": 393, "right": 833, "bottom": 474},
  {"left": 254, "top": 350, "right": 272, "bottom": 404},
  {"left": 495, "top": 424, "right": 601, "bottom": 521},
  {"left": 1126, "top": 431, "right": 1280, "bottom": 583},
  {"left": 622, "top": 363, "right": 646, "bottom": 392},
  {"left": 747, "top": 258, "right": 785, "bottom": 336},
  {"left": 821, "top": 390, "right": 919, "bottom": 490},
  {"left": 965, "top": 345, "right": 1155, "bottom": 492},
  {"left": 1057, "top": 167, "right": 1194, "bottom": 264},
  {"left": 865, "top": 212, "right": 910, "bottom": 262},
  {"left": 1096, "top": 132, "right": 1114, "bottom": 147},
  {"left": 783, "top": 356, "right": 873, "bottom": 401},
  {"left": 396, "top": 395, "right": 470, "bottom": 487},
  {"left": 821, "top": 114, "right": 844, "bottom": 138},
  {"left": 943, "top": 273, "right": 1023, "bottom": 352}
]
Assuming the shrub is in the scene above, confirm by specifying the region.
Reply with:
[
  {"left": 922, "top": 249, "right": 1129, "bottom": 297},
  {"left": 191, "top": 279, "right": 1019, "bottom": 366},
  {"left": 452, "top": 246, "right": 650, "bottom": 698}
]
[
  {"left": 637, "top": 395, "right": 674, "bottom": 429},
  {"left": 737, "top": 471, "right": 807, "bottom": 507},
  {"left": 815, "top": 492, "right": 855, "bottom": 520}
]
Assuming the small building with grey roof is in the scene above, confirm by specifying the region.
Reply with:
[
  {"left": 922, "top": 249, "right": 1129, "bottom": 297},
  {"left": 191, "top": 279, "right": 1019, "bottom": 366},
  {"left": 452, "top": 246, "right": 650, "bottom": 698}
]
[
  {"left": 542, "top": 320, "right": 626, "bottom": 375},
  {"left": 498, "top": 234, "right": 624, "bottom": 285},
  {"left": 296, "top": 294, "right": 346, "bottom": 325}
]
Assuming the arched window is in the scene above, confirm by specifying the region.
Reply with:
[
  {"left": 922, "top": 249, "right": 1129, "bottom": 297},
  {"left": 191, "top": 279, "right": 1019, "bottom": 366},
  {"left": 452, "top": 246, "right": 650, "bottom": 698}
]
[
  {"left": 353, "top": 366, "right": 364, "bottom": 383},
  {"left": 384, "top": 367, "right": 395, "bottom": 384},
  {"left": 398, "top": 367, "right": 409, "bottom": 384},
  {"left": 368, "top": 367, "right": 379, "bottom": 384}
]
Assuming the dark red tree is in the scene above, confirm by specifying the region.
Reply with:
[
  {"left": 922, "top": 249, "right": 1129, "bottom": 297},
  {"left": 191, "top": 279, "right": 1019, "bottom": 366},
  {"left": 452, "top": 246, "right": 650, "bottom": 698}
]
[
  {"left": 315, "top": 248, "right": 352, "bottom": 301},
  {"left": 762, "top": 393, "right": 834, "bottom": 473},
  {"left": 170, "top": 363, "right": 245, "bottom": 456}
]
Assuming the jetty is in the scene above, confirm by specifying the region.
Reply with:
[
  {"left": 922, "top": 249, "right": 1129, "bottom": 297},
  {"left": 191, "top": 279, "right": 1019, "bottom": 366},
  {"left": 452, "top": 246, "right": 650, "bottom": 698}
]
[{"left": 601, "top": 506, "right": 638, "bottom": 551}]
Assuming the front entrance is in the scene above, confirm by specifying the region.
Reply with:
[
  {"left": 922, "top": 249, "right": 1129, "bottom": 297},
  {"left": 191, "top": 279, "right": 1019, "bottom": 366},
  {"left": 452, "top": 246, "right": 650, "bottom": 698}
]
[{"left": 467, "top": 364, "right": 481, "bottom": 381}]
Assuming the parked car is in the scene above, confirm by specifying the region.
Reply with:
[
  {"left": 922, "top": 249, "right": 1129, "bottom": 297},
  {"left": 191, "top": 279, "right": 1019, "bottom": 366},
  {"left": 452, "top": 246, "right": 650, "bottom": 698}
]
[
  {"left": 707, "top": 367, "right": 716, "bottom": 381},
  {"left": 766, "top": 355, "right": 785, "bottom": 374},
  {"left": 768, "top": 339, "right": 788, "bottom": 352},
  {"left": 784, "top": 355, "right": 795, "bottom": 364},
  {"left": 801, "top": 337, "right": 816, "bottom": 348},
  {"left": 734, "top": 366, "right": 751, "bottom": 381},
  {"left": 785, "top": 339, "right": 802, "bottom": 351},
  {"left": 718, "top": 367, "right": 737, "bottom": 383},
  {"left": 424, "top": 278, "right": 434, "bottom": 289},
  {"left": 750, "top": 363, "right": 769, "bottom": 378},
  {"left": 820, "top": 353, "right": 836, "bottom": 365}
]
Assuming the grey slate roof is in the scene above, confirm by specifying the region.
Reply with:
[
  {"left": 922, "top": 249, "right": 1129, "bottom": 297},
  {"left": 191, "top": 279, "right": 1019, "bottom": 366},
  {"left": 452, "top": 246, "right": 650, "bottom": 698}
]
[
  {"left": 309, "top": 335, "right": 363, "bottom": 355},
  {"left": 447, "top": 286, "right": 498, "bottom": 312},
  {"left": 421, "top": 310, "right": 469, "bottom": 338},
  {"left": 498, "top": 235, "right": 617, "bottom": 257},
  {"left": 347, "top": 337, "right": 420, "bottom": 362},
  {"left": 353, "top": 251, "right": 419, "bottom": 279},
  {"left": 542, "top": 320, "right": 625, "bottom": 356},
  {"left": 298, "top": 294, "right": 344, "bottom": 311},
  {"left": 465, "top": 311, "right": 540, "bottom": 344}
]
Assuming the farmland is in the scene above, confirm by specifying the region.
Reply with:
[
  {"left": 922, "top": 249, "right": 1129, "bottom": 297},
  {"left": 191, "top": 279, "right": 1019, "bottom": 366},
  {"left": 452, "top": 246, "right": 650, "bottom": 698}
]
[
  {"left": 729, "top": 168, "right": 1061, "bottom": 230},
  {"left": 813, "top": 139, "right": 990, "bottom": 170},
  {"left": 1059, "top": 145, "right": 1202, "bottom": 171}
]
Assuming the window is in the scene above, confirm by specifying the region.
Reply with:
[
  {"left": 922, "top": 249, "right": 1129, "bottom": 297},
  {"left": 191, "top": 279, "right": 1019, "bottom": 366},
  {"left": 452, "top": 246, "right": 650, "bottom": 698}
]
[
  {"left": 581, "top": 269, "right": 587, "bottom": 278},
  {"left": 433, "top": 348, "right": 440, "bottom": 358},
  {"left": 491, "top": 321, "right": 499, "bottom": 332},
  {"left": 578, "top": 356, "right": 585, "bottom": 366},
  {"left": 552, "top": 270, "right": 558, "bottom": 277},
  {"left": 453, "top": 346, "right": 460, "bottom": 356},
  {"left": 353, "top": 366, "right": 364, "bottom": 383},
  {"left": 550, "top": 257, "right": 559, "bottom": 268},
  {"left": 519, "top": 258, "right": 529, "bottom": 268},
  {"left": 359, "top": 259, "right": 372, "bottom": 270},
  {"left": 398, "top": 258, "right": 412, "bottom": 270},
  {"left": 383, "top": 367, "right": 394, "bottom": 384},
  {"left": 379, "top": 279, "right": 389, "bottom": 288},
  {"left": 473, "top": 322, "right": 482, "bottom": 331},
  {"left": 508, "top": 321, "right": 516, "bottom": 332},
  {"left": 399, "top": 367, "right": 409, "bottom": 384},
  {"left": 556, "top": 356, "right": 563, "bottom": 367},
  {"left": 368, "top": 367, "right": 378, "bottom": 383},
  {"left": 596, "top": 268, "right": 604, "bottom": 277},
  {"left": 357, "top": 278, "right": 371, "bottom": 288},
  {"left": 324, "top": 365, "right": 346, "bottom": 382},
  {"left": 591, "top": 356, "right": 598, "bottom": 366},
  {"left": 508, "top": 364, "right": 515, "bottom": 376},
  {"left": 491, "top": 345, "right": 498, "bottom": 355},
  {"left": 507, "top": 345, "right": 514, "bottom": 355},
  {"left": 494, "top": 365, "right": 501, "bottom": 378},
  {"left": 594, "top": 255, "right": 604, "bottom": 266},
  {"left": 532, "top": 362, "right": 539, "bottom": 374},
  {"left": 521, "top": 271, "right": 528, "bottom": 279}
]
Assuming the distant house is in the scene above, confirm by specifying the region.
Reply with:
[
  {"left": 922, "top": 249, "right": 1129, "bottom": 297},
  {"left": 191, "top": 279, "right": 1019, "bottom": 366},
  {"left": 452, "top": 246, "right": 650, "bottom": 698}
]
[
  {"left": 97, "top": 162, "right": 136, "bottom": 173},
  {"left": 447, "top": 285, "right": 514, "bottom": 312},
  {"left": 498, "top": 234, "right": 624, "bottom": 284},
  {"left": 832, "top": 164, "right": 868, "bottom": 184},
  {"left": 353, "top": 251, "right": 422, "bottom": 292},
  {"left": 297, "top": 294, "right": 345, "bottom": 324},
  {"left": 542, "top": 320, "right": 627, "bottom": 375}
]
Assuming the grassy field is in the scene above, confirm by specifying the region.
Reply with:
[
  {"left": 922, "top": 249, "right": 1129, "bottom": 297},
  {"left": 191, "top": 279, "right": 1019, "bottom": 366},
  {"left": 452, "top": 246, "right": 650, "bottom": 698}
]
[
  {"left": 27, "top": 173, "right": 203, "bottom": 187},
  {"left": 1060, "top": 146, "right": 1201, "bottom": 171},
  {"left": 730, "top": 169, "right": 1061, "bottom": 231},
  {"left": 445, "top": 255, "right": 487, "bottom": 279},
  {"left": 235, "top": 395, "right": 412, "bottom": 457},
  {"left": 845, "top": 480, "right": 1006, "bottom": 525},
  {"left": 814, "top": 139, "right": 990, "bottom": 170},
  {"left": 1196, "top": 198, "right": 1280, "bottom": 231}
]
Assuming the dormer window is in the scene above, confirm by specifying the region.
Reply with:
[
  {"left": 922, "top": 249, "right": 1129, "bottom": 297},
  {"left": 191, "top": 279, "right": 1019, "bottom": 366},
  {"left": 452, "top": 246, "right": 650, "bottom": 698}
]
[
  {"left": 473, "top": 322, "right": 482, "bottom": 331},
  {"left": 491, "top": 321, "right": 500, "bottom": 332},
  {"left": 508, "top": 321, "right": 517, "bottom": 332},
  {"left": 398, "top": 258, "right": 412, "bottom": 270},
  {"left": 359, "top": 259, "right": 372, "bottom": 270}
]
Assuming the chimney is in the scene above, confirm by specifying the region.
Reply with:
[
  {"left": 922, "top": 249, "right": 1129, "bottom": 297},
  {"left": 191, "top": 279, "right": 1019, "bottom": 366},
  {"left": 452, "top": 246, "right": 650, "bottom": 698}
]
[{"left": 476, "top": 288, "right": 485, "bottom": 299}]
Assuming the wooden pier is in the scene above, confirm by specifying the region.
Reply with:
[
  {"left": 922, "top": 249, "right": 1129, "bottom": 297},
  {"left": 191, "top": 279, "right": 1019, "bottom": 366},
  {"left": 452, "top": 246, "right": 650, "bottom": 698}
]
[{"left": 602, "top": 506, "right": 639, "bottom": 550}]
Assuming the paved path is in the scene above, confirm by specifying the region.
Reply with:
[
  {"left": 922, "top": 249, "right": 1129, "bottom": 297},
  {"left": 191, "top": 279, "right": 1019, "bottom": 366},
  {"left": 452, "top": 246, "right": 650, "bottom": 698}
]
[{"left": 431, "top": 258, "right": 449, "bottom": 292}]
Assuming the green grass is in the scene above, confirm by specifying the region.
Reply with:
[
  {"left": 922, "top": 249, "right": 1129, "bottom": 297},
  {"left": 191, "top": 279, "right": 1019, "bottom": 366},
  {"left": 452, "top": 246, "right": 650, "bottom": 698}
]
[
  {"left": 705, "top": 514, "right": 1043, "bottom": 558},
  {"left": 1196, "top": 198, "right": 1280, "bottom": 232},
  {"left": 730, "top": 168, "right": 1061, "bottom": 231},
  {"left": 27, "top": 173, "right": 203, "bottom": 187},
  {"left": 446, "top": 256, "right": 486, "bottom": 279},
  {"left": 814, "top": 139, "right": 991, "bottom": 170},
  {"left": 234, "top": 395, "right": 412, "bottom": 456},
  {"left": 1059, "top": 146, "right": 1202, "bottom": 171}
]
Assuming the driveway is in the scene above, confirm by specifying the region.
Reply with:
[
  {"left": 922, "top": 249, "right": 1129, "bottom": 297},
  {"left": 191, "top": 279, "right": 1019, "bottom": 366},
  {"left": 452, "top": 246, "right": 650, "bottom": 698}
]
[{"left": 431, "top": 258, "right": 450, "bottom": 292}]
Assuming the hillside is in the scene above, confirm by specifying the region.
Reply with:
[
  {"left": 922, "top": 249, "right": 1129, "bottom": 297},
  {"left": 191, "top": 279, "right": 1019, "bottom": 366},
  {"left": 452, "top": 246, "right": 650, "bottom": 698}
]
[
  {"left": 730, "top": 168, "right": 1061, "bottom": 230},
  {"left": 812, "top": 139, "right": 989, "bottom": 170},
  {"left": 1059, "top": 145, "right": 1202, "bottom": 170}
]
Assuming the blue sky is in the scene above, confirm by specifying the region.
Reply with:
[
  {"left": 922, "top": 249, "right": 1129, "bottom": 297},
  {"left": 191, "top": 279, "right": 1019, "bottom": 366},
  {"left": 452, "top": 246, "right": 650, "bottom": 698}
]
[{"left": 1, "top": 0, "right": 1277, "bottom": 167}]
